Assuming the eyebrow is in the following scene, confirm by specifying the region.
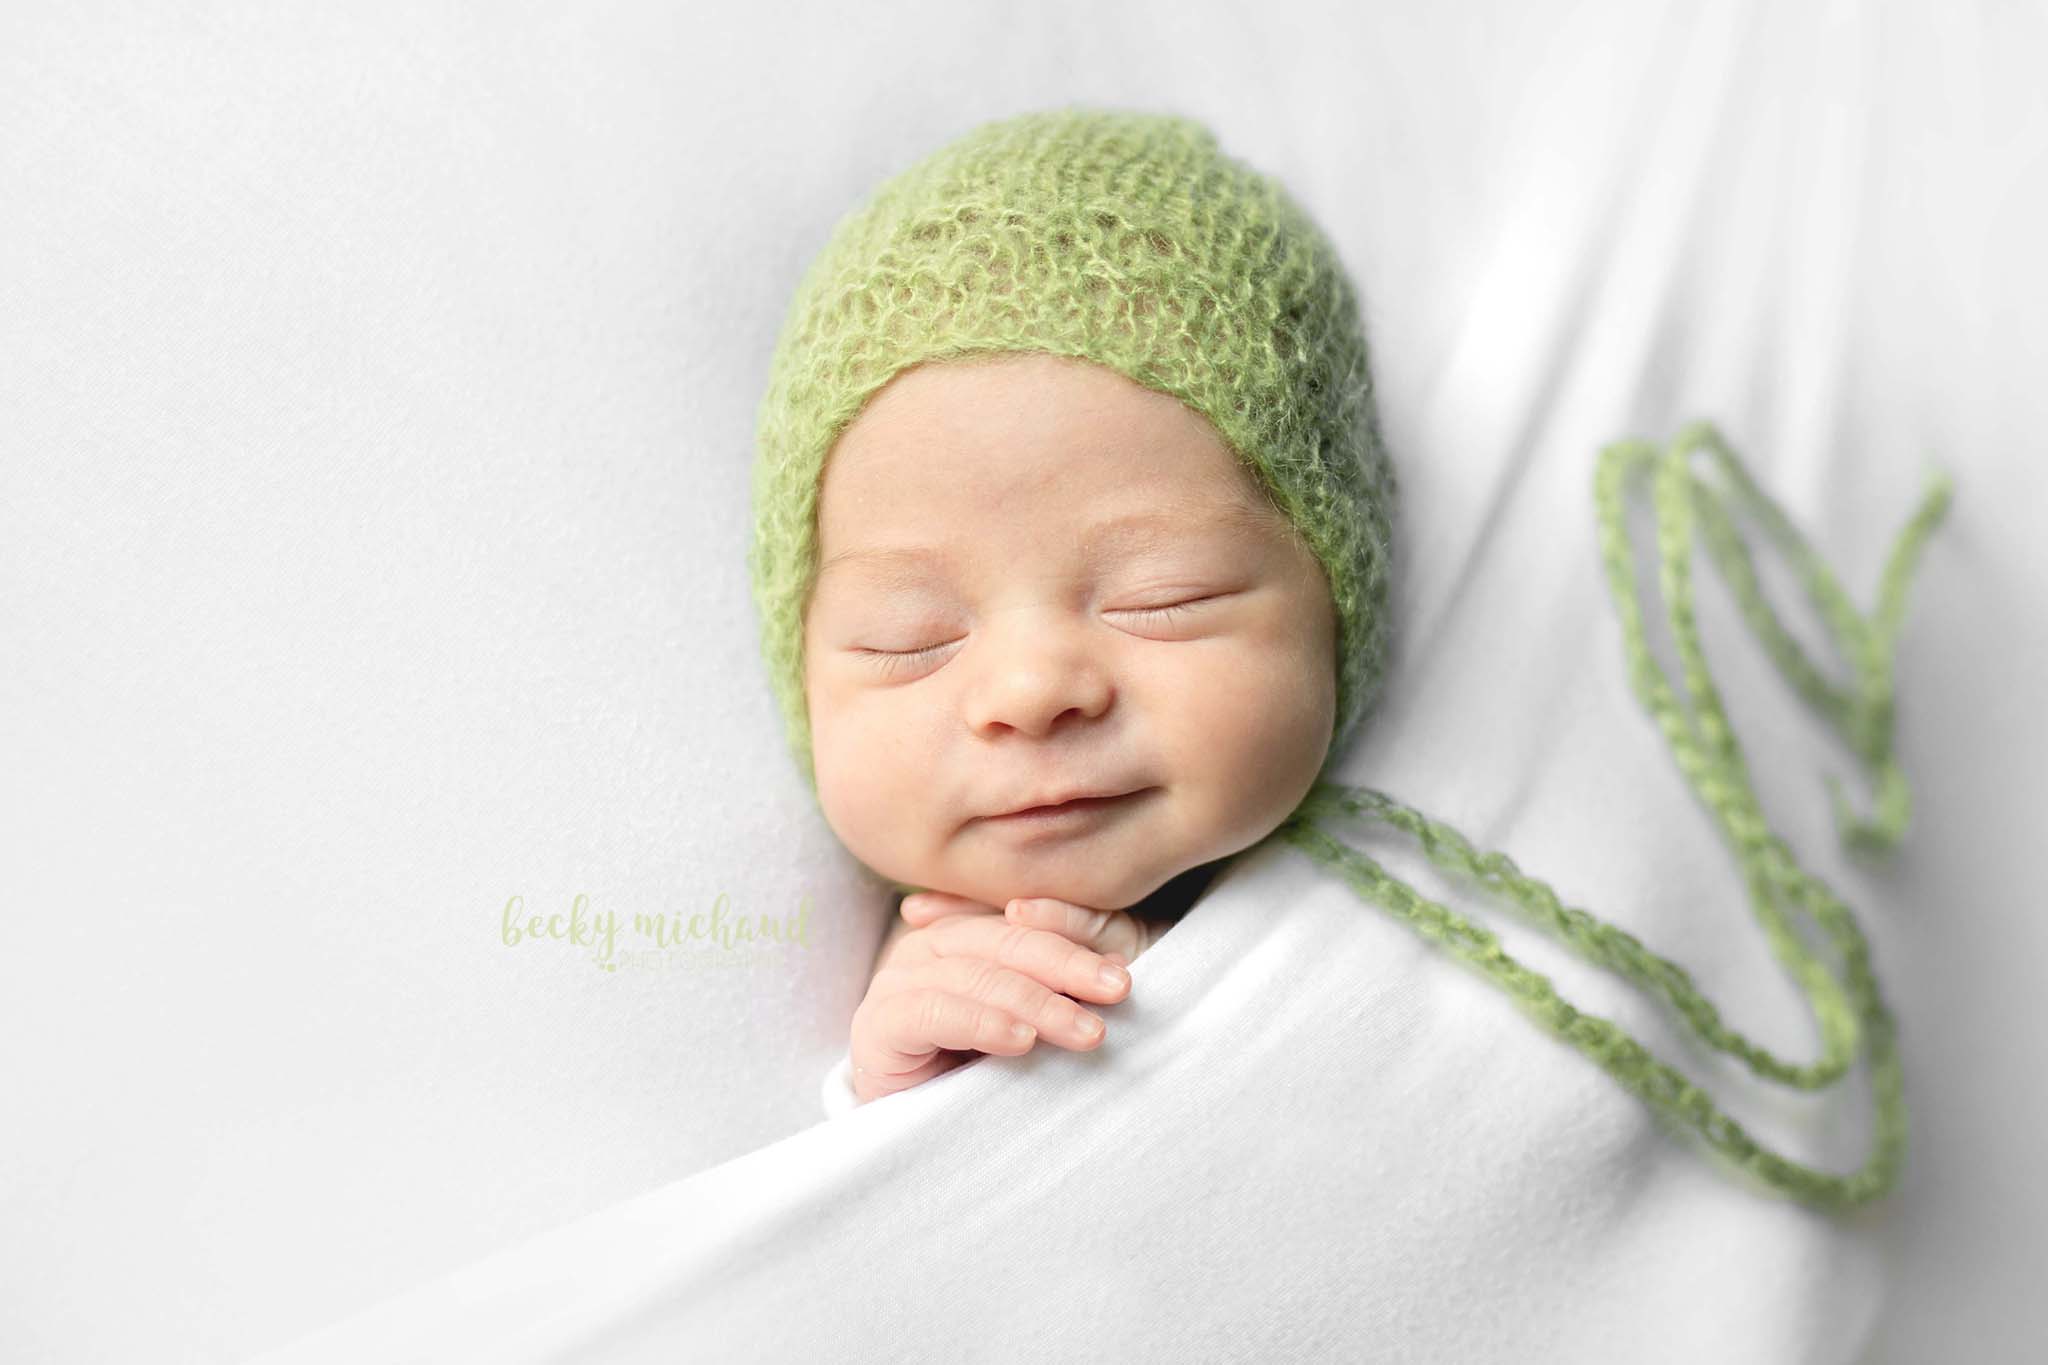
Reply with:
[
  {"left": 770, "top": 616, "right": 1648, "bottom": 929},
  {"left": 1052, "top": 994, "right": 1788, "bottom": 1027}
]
[{"left": 816, "top": 498, "right": 1282, "bottom": 582}]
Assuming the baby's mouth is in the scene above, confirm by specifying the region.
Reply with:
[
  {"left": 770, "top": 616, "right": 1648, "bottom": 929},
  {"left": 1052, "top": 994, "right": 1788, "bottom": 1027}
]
[{"left": 977, "top": 787, "right": 1157, "bottom": 832}]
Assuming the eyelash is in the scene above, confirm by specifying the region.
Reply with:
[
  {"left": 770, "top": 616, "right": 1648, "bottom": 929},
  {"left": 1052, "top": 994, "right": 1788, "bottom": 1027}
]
[
  {"left": 1116, "top": 599, "right": 1208, "bottom": 628},
  {"left": 857, "top": 597, "right": 1220, "bottom": 673}
]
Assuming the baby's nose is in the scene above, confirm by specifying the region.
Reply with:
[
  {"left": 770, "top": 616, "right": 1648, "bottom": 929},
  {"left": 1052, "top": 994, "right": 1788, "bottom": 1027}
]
[{"left": 960, "top": 618, "right": 1116, "bottom": 738}]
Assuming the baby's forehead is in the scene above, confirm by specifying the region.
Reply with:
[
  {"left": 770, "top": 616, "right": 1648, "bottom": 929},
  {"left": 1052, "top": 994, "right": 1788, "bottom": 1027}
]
[
  {"left": 810, "top": 352, "right": 1302, "bottom": 585},
  {"left": 826, "top": 376, "right": 1281, "bottom": 508}
]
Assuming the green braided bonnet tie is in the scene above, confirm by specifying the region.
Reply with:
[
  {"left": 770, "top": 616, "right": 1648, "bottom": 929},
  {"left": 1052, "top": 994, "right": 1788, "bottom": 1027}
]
[
  {"left": 1280, "top": 423, "right": 1953, "bottom": 1214},
  {"left": 750, "top": 106, "right": 1956, "bottom": 1214}
]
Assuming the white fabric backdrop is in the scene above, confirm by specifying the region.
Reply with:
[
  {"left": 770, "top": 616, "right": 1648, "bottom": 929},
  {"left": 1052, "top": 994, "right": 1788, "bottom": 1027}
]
[{"left": 2, "top": 1, "right": 2041, "bottom": 1361}]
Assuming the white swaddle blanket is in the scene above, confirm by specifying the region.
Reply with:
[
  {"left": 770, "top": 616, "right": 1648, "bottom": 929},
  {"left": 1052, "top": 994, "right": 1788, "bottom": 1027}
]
[{"left": 255, "top": 814, "right": 1886, "bottom": 1362}]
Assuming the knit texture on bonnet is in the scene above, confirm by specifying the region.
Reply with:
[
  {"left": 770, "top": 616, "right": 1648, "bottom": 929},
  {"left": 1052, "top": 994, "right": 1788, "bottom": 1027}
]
[{"left": 748, "top": 106, "right": 1394, "bottom": 796}]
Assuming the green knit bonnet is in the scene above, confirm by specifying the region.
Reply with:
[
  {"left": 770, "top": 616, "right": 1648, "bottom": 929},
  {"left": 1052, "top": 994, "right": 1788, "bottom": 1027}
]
[
  {"left": 749, "top": 104, "right": 1958, "bottom": 1218},
  {"left": 749, "top": 106, "right": 1393, "bottom": 798}
]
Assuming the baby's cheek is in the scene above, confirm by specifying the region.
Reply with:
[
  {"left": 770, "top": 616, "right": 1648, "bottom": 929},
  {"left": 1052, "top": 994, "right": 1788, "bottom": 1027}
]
[
  {"left": 810, "top": 705, "right": 922, "bottom": 869},
  {"left": 1182, "top": 656, "right": 1289, "bottom": 752},
  {"left": 1170, "top": 654, "right": 1327, "bottom": 828}
]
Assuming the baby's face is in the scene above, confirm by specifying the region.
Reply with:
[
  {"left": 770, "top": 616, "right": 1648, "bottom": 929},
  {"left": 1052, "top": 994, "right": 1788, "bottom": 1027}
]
[{"left": 801, "top": 351, "right": 1337, "bottom": 912}]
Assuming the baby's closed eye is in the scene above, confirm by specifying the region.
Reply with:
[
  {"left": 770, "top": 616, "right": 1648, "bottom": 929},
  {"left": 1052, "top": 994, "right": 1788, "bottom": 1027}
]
[
  {"left": 849, "top": 586, "right": 1245, "bottom": 660},
  {"left": 1103, "top": 589, "right": 1240, "bottom": 635}
]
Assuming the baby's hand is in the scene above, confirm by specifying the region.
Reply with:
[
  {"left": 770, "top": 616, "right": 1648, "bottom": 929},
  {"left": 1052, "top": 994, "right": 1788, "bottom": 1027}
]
[
  {"left": 992, "top": 895, "right": 1158, "bottom": 967},
  {"left": 846, "top": 892, "right": 1137, "bottom": 1106}
]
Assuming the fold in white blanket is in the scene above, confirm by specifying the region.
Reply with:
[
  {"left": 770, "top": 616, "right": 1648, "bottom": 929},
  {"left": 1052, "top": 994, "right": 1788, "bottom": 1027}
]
[
  {"left": 820, "top": 1047, "right": 859, "bottom": 1119},
  {"left": 254, "top": 826, "right": 1881, "bottom": 1363}
]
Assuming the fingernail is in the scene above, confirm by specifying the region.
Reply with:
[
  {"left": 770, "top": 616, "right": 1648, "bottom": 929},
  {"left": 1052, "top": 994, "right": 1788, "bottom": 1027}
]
[
  {"left": 1097, "top": 963, "right": 1129, "bottom": 991},
  {"left": 1074, "top": 1011, "right": 1104, "bottom": 1038}
]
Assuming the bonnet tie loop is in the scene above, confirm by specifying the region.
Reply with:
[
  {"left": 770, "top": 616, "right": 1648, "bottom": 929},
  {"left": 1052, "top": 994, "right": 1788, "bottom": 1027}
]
[{"left": 1280, "top": 421, "right": 1953, "bottom": 1214}]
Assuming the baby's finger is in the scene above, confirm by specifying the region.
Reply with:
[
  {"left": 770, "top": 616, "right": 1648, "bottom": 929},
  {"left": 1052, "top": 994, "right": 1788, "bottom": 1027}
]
[
  {"left": 898, "top": 890, "right": 1002, "bottom": 929},
  {"left": 875, "top": 954, "right": 1112, "bottom": 1053},
  {"left": 856, "top": 980, "right": 1046, "bottom": 1075},
  {"left": 1004, "top": 897, "right": 1147, "bottom": 965},
  {"left": 920, "top": 913, "right": 1132, "bottom": 1005}
]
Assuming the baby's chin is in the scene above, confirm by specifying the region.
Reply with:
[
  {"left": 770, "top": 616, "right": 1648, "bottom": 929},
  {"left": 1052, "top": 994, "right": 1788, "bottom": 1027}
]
[{"left": 907, "top": 853, "right": 1189, "bottom": 914}]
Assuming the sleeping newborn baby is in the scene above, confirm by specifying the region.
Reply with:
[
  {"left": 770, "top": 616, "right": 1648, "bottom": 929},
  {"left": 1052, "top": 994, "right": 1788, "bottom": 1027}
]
[
  {"left": 749, "top": 106, "right": 1397, "bottom": 1110},
  {"left": 752, "top": 107, "right": 1943, "bottom": 1215}
]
